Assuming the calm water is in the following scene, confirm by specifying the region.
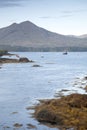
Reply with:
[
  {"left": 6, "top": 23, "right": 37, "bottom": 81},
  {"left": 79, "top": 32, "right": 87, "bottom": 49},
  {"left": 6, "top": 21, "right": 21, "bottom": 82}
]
[{"left": 0, "top": 52, "right": 87, "bottom": 130}]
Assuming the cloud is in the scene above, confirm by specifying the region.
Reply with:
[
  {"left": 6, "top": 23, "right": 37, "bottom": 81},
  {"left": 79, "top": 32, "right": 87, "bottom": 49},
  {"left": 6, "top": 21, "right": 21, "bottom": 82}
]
[
  {"left": 0, "top": 0, "right": 28, "bottom": 7},
  {"left": 59, "top": 14, "right": 73, "bottom": 18},
  {"left": 39, "top": 15, "right": 73, "bottom": 20},
  {"left": 59, "top": 9, "right": 87, "bottom": 18},
  {"left": 39, "top": 16, "right": 53, "bottom": 19},
  {"left": 62, "top": 9, "right": 87, "bottom": 14},
  {"left": 62, "top": 11, "right": 73, "bottom": 14},
  {"left": 39, "top": 9, "right": 87, "bottom": 20},
  {"left": 39, "top": 9, "right": 85, "bottom": 20}
]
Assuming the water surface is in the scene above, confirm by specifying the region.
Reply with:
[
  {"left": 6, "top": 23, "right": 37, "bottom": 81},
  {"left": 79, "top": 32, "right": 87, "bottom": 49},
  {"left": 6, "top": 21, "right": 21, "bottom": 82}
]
[{"left": 0, "top": 52, "right": 87, "bottom": 130}]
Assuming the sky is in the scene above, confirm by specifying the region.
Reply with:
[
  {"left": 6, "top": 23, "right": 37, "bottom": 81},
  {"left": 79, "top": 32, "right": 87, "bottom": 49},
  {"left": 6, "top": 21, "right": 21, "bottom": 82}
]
[{"left": 0, "top": 0, "right": 87, "bottom": 35}]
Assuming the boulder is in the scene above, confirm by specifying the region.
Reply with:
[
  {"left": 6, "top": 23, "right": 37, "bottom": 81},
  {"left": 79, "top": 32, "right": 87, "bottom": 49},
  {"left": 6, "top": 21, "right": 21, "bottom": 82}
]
[
  {"left": 19, "top": 57, "right": 32, "bottom": 63},
  {"left": 32, "top": 64, "right": 41, "bottom": 67}
]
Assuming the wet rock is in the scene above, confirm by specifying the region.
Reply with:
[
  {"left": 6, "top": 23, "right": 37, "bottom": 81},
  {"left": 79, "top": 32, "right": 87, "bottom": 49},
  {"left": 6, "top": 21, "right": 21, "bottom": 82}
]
[
  {"left": 36, "top": 109, "right": 63, "bottom": 125},
  {"left": 0, "top": 58, "right": 18, "bottom": 63},
  {"left": 3, "top": 126, "right": 10, "bottom": 129},
  {"left": 60, "top": 89, "right": 69, "bottom": 92},
  {"left": 84, "top": 76, "right": 87, "bottom": 80},
  {"left": 19, "top": 57, "right": 32, "bottom": 62},
  {"left": 84, "top": 85, "right": 87, "bottom": 92},
  {"left": 27, "top": 123, "right": 37, "bottom": 129},
  {"left": 32, "top": 64, "right": 41, "bottom": 67},
  {"left": 13, "top": 123, "right": 23, "bottom": 128},
  {"left": 11, "top": 112, "right": 18, "bottom": 114},
  {"left": 0, "top": 57, "right": 33, "bottom": 63}
]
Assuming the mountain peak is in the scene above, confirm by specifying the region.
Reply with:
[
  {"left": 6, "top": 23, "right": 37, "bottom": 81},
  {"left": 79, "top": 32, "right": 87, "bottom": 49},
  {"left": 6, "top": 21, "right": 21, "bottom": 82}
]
[
  {"left": 9, "top": 22, "right": 18, "bottom": 28},
  {"left": 19, "top": 20, "right": 38, "bottom": 27},
  {"left": 20, "top": 21, "right": 31, "bottom": 24},
  {"left": 10, "top": 21, "right": 35, "bottom": 28},
  {"left": 12, "top": 22, "right": 17, "bottom": 25}
]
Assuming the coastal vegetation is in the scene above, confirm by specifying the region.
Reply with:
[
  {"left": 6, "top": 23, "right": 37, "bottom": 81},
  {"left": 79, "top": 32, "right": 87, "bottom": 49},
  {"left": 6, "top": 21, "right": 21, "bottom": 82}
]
[
  {"left": 34, "top": 93, "right": 87, "bottom": 129},
  {"left": 0, "top": 50, "right": 8, "bottom": 57}
]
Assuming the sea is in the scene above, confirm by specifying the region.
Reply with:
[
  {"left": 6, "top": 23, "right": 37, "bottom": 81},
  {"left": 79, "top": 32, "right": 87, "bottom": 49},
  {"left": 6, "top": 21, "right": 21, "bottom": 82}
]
[{"left": 0, "top": 52, "right": 87, "bottom": 130}]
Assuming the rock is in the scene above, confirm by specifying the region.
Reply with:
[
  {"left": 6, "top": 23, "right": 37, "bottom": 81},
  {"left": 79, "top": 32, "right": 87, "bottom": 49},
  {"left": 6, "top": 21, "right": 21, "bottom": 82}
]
[
  {"left": 84, "top": 85, "right": 87, "bottom": 92},
  {"left": 0, "top": 58, "right": 18, "bottom": 63},
  {"left": 27, "top": 124, "right": 37, "bottom": 129},
  {"left": 19, "top": 57, "right": 31, "bottom": 62},
  {"left": 11, "top": 112, "right": 18, "bottom": 114},
  {"left": 32, "top": 64, "right": 41, "bottom": 67},
  {"left": 13, "top": 123, "right": 23, "bottom": 128},
  {"left": 3, "top": 126, "right": 10, "bottom": 129},
  {"left": 0, "top": 57, "right": 33, "bottom": 63},
  {"left": 84, "top": 76, "right": 87, "bottom": 80}
]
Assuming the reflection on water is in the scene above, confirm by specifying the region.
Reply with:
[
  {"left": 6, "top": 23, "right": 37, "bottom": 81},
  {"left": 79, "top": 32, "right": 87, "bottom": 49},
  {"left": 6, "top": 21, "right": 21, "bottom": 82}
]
[
  {"left": 0, "top": 63, "right": 2, "bottom": 69},
  {"left": 0, "top": 52, "right": 87, "bottom": 130}
]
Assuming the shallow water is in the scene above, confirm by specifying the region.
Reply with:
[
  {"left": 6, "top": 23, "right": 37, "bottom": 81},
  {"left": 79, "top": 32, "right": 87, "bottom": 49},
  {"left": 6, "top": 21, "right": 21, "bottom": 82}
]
[{"left": 0, "top": 52, "right": 87, "bottom": 130}]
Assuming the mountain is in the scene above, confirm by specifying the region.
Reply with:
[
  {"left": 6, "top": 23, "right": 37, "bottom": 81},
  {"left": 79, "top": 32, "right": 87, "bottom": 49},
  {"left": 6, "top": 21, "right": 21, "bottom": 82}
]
[{"left": 0, "top": 21, "right": 87, "bottom": 51}]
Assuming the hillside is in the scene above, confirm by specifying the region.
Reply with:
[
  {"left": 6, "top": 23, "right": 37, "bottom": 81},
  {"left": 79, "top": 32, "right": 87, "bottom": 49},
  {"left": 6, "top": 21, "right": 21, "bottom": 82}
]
[
  {"left": 0, "top": 21, "right": 87, "bottom": 51},
  {"left": 79, "top": 34, "right": 87, "bottom": 38}
]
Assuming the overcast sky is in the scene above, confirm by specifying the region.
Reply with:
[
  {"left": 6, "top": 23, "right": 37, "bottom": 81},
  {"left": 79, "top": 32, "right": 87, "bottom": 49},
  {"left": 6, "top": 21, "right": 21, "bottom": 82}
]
[{"left": 0, "top": 0, "right": 87, "bottom": 35}]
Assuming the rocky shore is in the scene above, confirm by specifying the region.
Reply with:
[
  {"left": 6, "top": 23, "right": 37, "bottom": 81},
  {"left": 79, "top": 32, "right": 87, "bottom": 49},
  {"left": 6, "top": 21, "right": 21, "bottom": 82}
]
[
  {"left": 0, "top": 57, "right": 33, "bottom": 63},
  {"left": 0, "top": 50, "right": 33, "bottom": 63},
  {"left": 34, "top": 93, "right": 87, "bottom": 129},
  {"left": 25, "top": 76, "right": 87, "bottom": 130}
]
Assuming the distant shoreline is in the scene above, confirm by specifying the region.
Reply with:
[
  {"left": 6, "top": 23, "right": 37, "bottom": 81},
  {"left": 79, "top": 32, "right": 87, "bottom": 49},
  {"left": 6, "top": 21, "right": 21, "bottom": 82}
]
[{"left": 1, "top": 45, "right": 87, "bottom": 52}]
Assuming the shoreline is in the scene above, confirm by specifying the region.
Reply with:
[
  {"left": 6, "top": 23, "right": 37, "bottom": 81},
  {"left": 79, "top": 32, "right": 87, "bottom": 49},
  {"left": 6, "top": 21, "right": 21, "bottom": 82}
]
[
  {"left": 31, "top": 76, "right": 87, "bottom": 129},
  {"left": 0, "top": 57, "right": 33, "bottom": 63},
  {"left": 33, "top": 93, "right": 87, "bottom": 129}
]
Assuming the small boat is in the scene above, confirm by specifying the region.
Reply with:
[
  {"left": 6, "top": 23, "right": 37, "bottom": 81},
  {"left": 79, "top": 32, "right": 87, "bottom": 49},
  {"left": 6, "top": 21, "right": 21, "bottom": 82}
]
[{"left": 63, "top": 51, "right": 68, "bottom": 55}]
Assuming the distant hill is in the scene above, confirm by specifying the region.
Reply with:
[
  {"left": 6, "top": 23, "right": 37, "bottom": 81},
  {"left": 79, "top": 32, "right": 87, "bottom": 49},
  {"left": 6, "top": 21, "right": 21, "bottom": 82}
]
[
  {"left": 79, "top": 34, "right": 87, "bottom": 38},
  {"left": 0, "top": 21, "right": 87, "bottom": 51}
]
